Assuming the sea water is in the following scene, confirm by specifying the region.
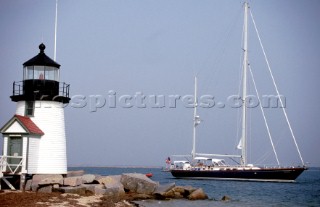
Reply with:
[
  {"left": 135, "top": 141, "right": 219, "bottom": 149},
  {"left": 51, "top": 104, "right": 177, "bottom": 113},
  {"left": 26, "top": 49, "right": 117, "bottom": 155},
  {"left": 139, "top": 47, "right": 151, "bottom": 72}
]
[{"left": 68, "top": 167, "right": 320, "bottom": 206}]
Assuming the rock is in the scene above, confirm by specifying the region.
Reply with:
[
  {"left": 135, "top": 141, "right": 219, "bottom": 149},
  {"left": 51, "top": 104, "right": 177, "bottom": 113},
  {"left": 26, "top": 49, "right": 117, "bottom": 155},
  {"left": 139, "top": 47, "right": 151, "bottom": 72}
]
[
  {"left": 188, "top": 188, "right": 208, "bottom": 200},
  {"left": 64, "top": 176, "right": 82, "bottom": 187},
  {"left": 58, "top": 186, "right": 86, "bottom": 195},
  {"left": 81, "top": 174, "right": 96, "bottom": 184},
  {"left": 161, "top": 189, "right": 176, "bottom": 199},
  {"left": 81, "top": 184, "right": 99, "bottom": 194},
  {"left": 37, "top": 185, "right": 53, "bottom": 193},
  {"left": 181, "top": 186, "right": 197, "bottom": 194},
  {"left": 96, "top": 175, "right": 125, "bottom": 197},
  {"left": 221, "top": 195, "right": 231, "bottom": 201},
  {"left": 25, "top": 179, "right": 32, "bottom": 191},
  {"left": 94, "top": 184, "right": 107, "bottom": 195},
  {"left": 153, "top": 183, "right": 176, "bottom": 199},
  {"left": 171, "top": 186, "right": 185, "bottom": 194},
  {"left": 27, "top": 170, "right": 209, "bottom": 202},
  {"left": 154, "top": 185, "right": 184, "bottom": 199},
  {"left": 174, "top": 191, "right": 184, "bottom": 199},
  {"left": 31, "top": 174, "right": 63, "bottom": 191},
  {"left": 104, "top": 187, "right": 124, "bottom": 197},
  {"left": 154, "top": 183, "right": 175, "bottom": 194},
  {"left": 172, "top": 186, "right": 197, "bottom": 197},
  {"left": 67, "top": 170, "right": 85, "bottom": 177},
  {"left": 93, "top": 174, "right": 103, "bottom": 182},
  {"left": 97, "top": 175, "right": 120, "bottom": 185},
  {"left": 102, "top": 175, "right": 125, "bottom": 197},
  {"left": 53, "top": 184, "right": 60, "bottom": 189},
  {"left": 32, "top": 174, "right": 53, "bottom": 183},
  {"left": 38, "top": 175, "right": 64, "bottom": 186},
  {"left": 31, "top": 185, "right": 37, "bottom": 192},
  {"left": 121, "top": 173, "right": 158, "bottom": 194}
]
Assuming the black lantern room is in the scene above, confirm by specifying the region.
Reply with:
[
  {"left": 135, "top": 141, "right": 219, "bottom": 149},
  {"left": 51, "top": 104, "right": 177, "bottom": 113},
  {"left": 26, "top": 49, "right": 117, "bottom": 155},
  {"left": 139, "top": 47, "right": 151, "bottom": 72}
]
[{"left": 10, "top": 43, "right": 70, "bottom": 103}]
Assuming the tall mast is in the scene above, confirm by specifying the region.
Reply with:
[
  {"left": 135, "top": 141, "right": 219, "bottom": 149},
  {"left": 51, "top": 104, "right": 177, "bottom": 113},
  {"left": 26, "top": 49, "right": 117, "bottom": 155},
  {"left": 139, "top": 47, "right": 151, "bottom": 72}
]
[
  {"left": 54, "top": 0, "right": 58, "bottom": 61},
  {"left": 192, "top": 76, "right": 198, "bottom": 159},
  {"left": 240, "top": 2, "right": 249, "bottom": 166}
]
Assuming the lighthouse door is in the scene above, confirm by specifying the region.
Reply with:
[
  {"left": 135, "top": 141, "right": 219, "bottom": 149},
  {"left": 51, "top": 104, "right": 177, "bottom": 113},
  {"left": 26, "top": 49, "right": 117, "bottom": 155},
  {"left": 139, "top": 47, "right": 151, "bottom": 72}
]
[{"left": 8, "top": 137, "right": 22, "bottom": 172}]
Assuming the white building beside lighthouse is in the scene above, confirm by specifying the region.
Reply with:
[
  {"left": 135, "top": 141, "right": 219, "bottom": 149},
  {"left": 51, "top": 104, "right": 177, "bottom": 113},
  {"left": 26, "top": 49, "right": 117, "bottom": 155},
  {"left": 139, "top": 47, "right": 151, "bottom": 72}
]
[{"left": 0, "top": 43, "right": 70, "bottom": 189}]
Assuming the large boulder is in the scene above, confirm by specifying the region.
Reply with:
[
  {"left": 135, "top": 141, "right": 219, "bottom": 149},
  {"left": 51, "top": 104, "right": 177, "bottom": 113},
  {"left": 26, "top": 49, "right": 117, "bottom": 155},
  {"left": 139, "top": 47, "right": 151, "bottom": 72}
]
[
  {"left": 97, "top": 175, "right": 125, "bottom": 197},
  {"left": 37, "top": 185, "right": 53, "bottom": 193},
  {"left": 188, "top": 188, "right": 208, "bottom": 200},
  {"left": 96, "top": 175, "right": 120, "bottom": 185},
  {"left": 94, "top": 184, "right": 107, "bottom": 195},
  {"left": 81, "top": 184, "right": 99, "bottom": 194},
  {"left": 38, "top": 175, "right": 64, "bottom": 186},
  {"left": 31, "top": 174, "right": 63, "bottom": 192},
  {"left": 121, "top": 173, "right": 159, "bottom": 194},
  {"left": 81, "top": 174, "right": 96, "bottom": 184},
  {"left": 64, "top": 176, "right": 82, "bottom": 187},
  {"left": 93, "top": 174, "right": 103, "bottom": 182}
]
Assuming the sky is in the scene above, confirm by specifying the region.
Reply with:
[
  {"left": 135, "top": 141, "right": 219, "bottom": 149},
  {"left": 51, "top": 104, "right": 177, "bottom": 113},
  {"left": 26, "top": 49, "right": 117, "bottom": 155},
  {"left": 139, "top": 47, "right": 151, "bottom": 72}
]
[{"left": 1, "top": 0, "right": 320, "bottom": 167}]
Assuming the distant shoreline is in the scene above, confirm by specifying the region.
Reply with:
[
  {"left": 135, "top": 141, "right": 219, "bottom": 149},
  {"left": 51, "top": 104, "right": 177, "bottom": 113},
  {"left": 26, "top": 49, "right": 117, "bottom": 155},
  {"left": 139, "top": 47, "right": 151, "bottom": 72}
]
[{"left": 68, "top": 165, "right": 163, "bottom": 169}]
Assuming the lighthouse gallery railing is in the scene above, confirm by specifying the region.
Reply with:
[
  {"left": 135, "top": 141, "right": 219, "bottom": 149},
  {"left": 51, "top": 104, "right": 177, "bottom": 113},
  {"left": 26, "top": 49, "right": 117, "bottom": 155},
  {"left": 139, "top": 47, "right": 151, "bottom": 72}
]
[{"left": 12, "top": 81, "right": 70, "bottom": 98}]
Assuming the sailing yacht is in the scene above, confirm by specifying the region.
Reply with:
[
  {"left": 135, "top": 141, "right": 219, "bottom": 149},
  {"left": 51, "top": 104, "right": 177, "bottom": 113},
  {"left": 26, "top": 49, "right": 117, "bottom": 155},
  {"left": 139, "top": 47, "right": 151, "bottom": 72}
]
[{"left": 170, "top": 2, "right": 307, "bottom": 182}]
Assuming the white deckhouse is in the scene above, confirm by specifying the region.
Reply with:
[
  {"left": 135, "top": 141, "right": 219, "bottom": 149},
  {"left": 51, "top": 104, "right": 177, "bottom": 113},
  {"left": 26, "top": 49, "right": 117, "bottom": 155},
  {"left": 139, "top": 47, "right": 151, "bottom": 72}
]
[{"left": 0, "top": 43, "right": 70, "bottom": 190}]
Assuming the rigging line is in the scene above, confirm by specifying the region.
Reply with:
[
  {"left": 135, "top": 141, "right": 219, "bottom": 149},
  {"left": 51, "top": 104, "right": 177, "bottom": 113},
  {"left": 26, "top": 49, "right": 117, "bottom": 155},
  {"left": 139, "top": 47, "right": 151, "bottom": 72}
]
[
  {"left": 192, "top": 76, "right": 198, "bottom": 159},
  {"left": 250, "top": 9, "right": 305, "bottom": 165},
  {"left": 255, "top": 150, "right": 272, "bottom": 166},
  {"left": 248, "top": 64, "right": 280, "bottom": 165},
  {"left": 228, "top": 157, "right": 240, "bottom": 165},
  {"left": 256, "top": 127, "right": 288, "bottom": 165},
  {"left": 257, "top": 136, "right": 286, "bottom": 165},
  {"left": 196, "top": 6, "right": 242, "bottom": 89},
  {"left": 254, "top": 151, "right": 268, "bottom": 165}
]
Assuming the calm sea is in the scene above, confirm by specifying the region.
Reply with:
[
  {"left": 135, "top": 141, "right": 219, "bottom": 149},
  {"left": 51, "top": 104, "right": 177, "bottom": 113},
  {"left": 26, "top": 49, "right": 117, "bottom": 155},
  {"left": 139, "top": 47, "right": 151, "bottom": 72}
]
[{"left": 68, "top": 167, "right": 320, "bottom": 207}]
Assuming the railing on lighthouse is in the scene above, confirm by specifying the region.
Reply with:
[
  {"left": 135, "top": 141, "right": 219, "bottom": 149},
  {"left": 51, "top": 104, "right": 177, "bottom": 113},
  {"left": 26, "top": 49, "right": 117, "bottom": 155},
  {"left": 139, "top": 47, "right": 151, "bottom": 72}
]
[
  {"left": 0, "top": 155, "right": 24, "bottom": 174},
  {"left": 0, "top": 155, "right": 26, "bottom": 190},
  {"left": 11, "top": 81, "right": 70, "bottom": 100}
]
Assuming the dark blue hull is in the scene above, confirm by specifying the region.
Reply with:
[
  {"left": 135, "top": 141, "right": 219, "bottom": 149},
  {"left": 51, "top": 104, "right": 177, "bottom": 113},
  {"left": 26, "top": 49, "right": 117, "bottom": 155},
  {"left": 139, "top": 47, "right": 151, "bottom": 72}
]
[{"left": 171, "top": 167, "right": 307, "bottom": 182}]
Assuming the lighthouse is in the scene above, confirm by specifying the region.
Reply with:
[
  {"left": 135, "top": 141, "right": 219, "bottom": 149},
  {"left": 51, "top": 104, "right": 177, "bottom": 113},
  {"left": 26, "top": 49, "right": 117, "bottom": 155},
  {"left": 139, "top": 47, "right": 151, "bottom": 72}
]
[{"left": 0, "top": 43, "right": 70, "bottom": 189}]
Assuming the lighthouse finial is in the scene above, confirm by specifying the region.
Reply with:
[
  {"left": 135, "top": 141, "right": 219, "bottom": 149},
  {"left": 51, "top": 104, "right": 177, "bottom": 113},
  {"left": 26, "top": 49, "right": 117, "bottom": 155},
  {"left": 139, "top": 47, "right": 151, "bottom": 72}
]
[{"left": 39, "top": 43, "right": 46, "bottom": 53}]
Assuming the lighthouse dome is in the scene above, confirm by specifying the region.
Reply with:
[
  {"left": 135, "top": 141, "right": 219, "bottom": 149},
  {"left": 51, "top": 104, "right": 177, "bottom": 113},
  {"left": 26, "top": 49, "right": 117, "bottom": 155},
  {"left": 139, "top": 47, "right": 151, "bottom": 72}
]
[{"left": 23, "top": 43, "right": 60, "bottom": 68}]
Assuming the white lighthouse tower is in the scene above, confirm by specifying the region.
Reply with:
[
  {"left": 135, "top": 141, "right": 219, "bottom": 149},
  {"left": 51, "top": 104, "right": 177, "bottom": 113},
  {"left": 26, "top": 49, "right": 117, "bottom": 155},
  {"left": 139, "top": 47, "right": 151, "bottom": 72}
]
[{"left": 0, "top": 43, "right": 70, "bottom": 189}]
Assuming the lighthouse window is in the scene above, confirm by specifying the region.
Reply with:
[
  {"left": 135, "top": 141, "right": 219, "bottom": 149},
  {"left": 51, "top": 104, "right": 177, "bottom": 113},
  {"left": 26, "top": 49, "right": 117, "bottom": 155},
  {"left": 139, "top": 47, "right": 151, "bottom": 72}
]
[
  {"left": 34, "top": 66, "right": 45, "bottom": 80},
  {"left": 25, "top": 101, "right": 34, "bottom": 116},
  {"left": 24, "top": 66, "right": 34, "bottom": 80},
  {"left": 44, "top": 66, "right": 59, "bottom": 81}
]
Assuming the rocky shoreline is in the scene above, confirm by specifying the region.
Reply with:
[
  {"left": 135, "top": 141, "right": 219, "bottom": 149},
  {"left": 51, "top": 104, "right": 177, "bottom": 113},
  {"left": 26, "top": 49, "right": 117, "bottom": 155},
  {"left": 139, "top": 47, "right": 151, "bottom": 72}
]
[{"left": 0, "top": 170, "right": 215, "bottom": 206}]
